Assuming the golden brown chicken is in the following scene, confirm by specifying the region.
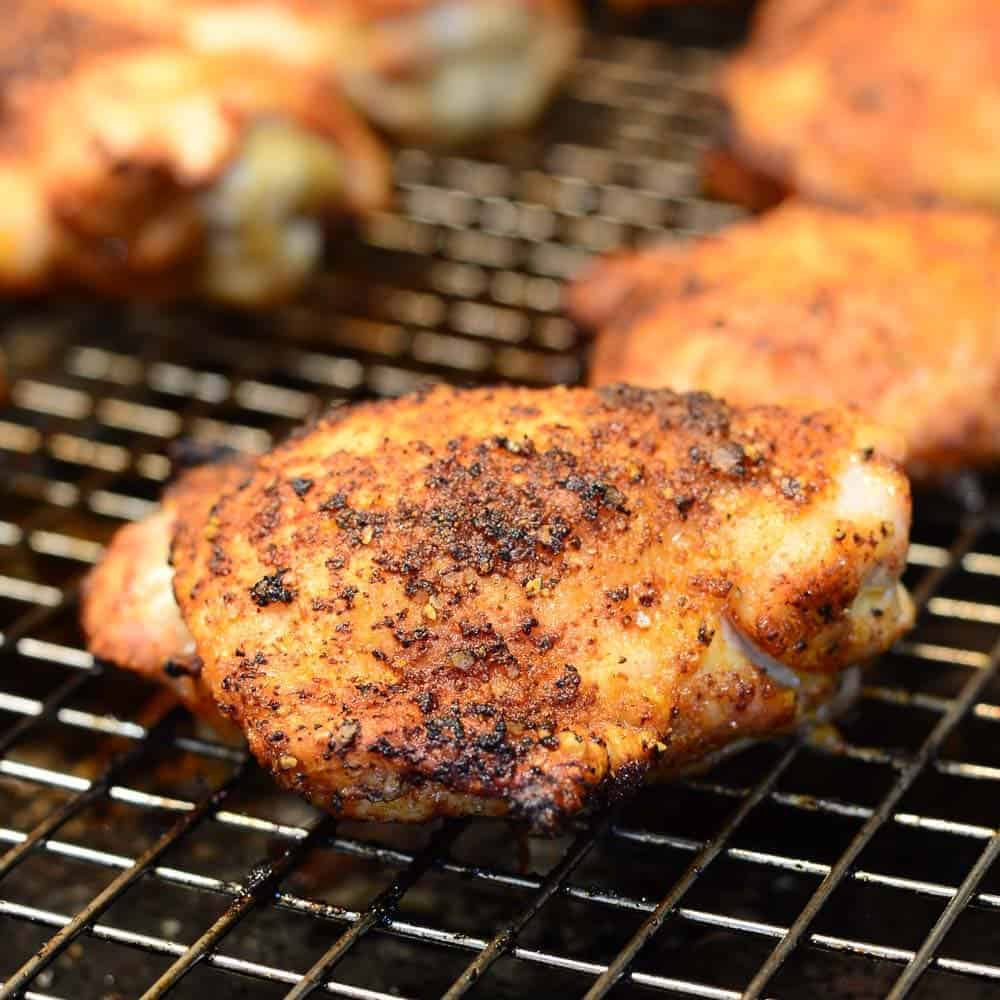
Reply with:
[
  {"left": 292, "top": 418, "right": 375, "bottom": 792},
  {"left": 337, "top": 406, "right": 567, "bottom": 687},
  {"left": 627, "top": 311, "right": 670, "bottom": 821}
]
[
  {"left": 84, "top": 385, "right": 913, "bottom": 829},
  {"left": 570, "top": 202, "right": 1000, "bottom": 479},
  {"left": 81, "top": 457, "right": 251, "bottom": 722},
  {"left": 0, "top": 0, "right": 390, "bottom": 303},
  {"left": 95, "top": 0, "right": 582, "bottom": 144},
  {"left": 720, "top": 0, "right": 1000, "bottom": 209}
]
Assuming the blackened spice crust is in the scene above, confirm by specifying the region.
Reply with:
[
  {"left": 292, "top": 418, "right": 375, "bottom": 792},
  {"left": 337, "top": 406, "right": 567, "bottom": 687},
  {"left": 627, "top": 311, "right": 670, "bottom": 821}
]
[{"left": 249, "top": 569, "right": 296, "bottom": 607}]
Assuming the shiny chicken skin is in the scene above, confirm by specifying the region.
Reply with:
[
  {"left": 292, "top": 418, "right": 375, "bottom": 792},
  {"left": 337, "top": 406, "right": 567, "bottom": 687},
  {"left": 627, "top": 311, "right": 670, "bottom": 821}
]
[
  {"left": 720, "top": 0, "right": 1000, "bottom": 209},
  {"left": 95, "top": 0, "right": 582, "bottom": 144},
  {"left": 154, "top": 385, "right": 913, "bottom": 830},
  {"left": 571, "top": 202, "right": 1000, "bottom": 479},
  {"left": 0, "top": 0, "right": 390, "bottom": 303}
]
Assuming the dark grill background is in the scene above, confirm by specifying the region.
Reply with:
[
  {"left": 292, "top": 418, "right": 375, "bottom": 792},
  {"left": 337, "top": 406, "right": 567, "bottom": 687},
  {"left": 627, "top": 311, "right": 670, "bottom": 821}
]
[{"left": 0, "top": 7, "right": 998, "bottom": 998}]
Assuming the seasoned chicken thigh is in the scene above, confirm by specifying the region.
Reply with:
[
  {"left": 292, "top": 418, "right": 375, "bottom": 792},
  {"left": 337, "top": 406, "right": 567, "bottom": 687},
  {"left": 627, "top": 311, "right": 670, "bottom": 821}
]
[
  {"left": 720, "top": 0, "right": 1000, "bottom": 209},
  {"left": 141, "top": 385, "right": 910, "bottom": 829},
  {"left": 571, "top": 202, "right": 1000, "bottom": 478},
  {"left": 95, "top": 0, "right": 582, "bottom": 144},
  {"left": 0, "top": 0, "right": 389, "bottom": 302}
]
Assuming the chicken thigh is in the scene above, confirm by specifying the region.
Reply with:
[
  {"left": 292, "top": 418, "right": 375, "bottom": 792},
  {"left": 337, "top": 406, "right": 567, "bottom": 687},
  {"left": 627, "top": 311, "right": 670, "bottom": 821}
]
[
  {"left": 571, "top": 202, "right": 1000, "bottom": 479},
  {"left": 94, "top": 0, "right": 582, "bottom": 144},
  {"left": 720, "top": 0, "right": 1000, "bottom": 209},
  {"left": 82, "top": 385, "right": 913, "bottom": 829},
  {"left": 0, "top": 0, "right": 389, "bottom": 302}
]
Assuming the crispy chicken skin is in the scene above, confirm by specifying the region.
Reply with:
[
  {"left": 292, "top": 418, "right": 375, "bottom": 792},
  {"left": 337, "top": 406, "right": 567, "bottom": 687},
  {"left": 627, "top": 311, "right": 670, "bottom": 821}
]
[
  {"left": 0, "top": 0, "right": 390, "bottom": 303},
  {"left": 720, "top": 0, "right": 1000, "bottom": 209},
  {"left": 155, "top": 385, "right": 913, "bottom": 829},
  {"left": 81, "top": 459, "right": 251, "bottom": 723},
  {"left": 571, "top": 202, "right": 1000, "bottom": 479},
  {"left": 96, "top": 0, "right": 582, "bottom": 144}
]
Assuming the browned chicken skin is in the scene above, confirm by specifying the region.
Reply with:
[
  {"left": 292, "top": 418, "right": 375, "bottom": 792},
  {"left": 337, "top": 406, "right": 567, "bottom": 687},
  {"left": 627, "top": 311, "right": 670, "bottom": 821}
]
[
  {"left": 720, "top": 0, "right": 1000, "bottom": 209},
  {"left": 0, "top": 0, "right": 390, "bottom": 303},
  {"left": 81, "top": 459, "right": 251, "bottom": 723},
  {"left": 700, "top": 144, "right": 789, "bottom": 213},
  {"left": 572, "top": 202, "right": 1000, "bottom": 479},
  {"left": 78, "top": 385, "right": 913, "bottom": 830},
  {"left": 96, "top": 0, "right": 582, "bottom": 144}
]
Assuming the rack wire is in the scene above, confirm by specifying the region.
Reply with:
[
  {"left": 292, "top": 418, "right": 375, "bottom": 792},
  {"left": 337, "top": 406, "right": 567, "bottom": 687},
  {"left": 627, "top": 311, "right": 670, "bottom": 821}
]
[{"left": 0, "top": 9, "right": 998, "bottom": 999}]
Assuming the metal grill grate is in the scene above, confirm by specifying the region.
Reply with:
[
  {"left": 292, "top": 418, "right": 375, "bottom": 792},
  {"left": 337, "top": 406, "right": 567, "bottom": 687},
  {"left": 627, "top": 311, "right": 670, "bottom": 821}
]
[{"left": 0, "top": 11, "right": 999, "bottom": 999}]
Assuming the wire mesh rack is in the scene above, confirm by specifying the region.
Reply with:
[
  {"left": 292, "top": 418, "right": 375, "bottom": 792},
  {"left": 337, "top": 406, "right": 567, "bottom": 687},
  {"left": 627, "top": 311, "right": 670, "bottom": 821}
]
[{"left": 0, "top": 7, "right": 998, "bottom": 999}]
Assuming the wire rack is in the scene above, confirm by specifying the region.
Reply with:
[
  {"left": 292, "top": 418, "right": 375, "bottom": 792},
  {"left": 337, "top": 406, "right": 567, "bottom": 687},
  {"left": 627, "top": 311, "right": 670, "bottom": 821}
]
[{"left": 0, "top": 9, "right": 999, "bottom": 1000}]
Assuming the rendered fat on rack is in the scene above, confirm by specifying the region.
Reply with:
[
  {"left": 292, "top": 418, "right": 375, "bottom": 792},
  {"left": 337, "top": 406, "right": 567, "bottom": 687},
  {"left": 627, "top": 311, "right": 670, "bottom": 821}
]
[
  {"left": 83, "top": 385, "right": 913, "bottom": 831},
  {"left": 570, "top": 201, "right": 1000, "bottom": 481}
]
